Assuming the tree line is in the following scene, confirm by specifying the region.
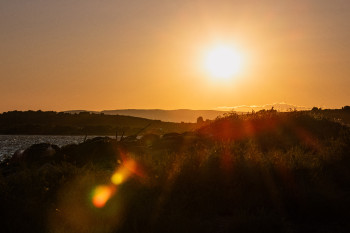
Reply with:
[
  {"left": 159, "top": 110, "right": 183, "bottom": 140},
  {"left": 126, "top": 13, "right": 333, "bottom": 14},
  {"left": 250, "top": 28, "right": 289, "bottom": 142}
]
[{"left": 0, "top": 110, "right": 197, "bottom": 135}]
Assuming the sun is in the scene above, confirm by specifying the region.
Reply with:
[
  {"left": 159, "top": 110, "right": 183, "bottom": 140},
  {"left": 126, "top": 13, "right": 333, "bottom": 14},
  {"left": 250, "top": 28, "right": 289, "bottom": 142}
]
[{"left": 203, "top": 44, "right": 243, "bottom": 80}]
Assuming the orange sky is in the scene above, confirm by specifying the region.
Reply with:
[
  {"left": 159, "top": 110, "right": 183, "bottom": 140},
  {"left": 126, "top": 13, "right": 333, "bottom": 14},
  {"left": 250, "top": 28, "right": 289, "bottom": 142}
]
[{"left": 1, "top": 0, "right": 349, "bottom": 112}]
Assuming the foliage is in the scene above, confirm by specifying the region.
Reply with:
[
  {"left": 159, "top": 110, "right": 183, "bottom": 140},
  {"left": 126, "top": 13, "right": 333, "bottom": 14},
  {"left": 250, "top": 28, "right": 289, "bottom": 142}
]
[{"left": 0, "top": 111, "right": 350, "bottom": 233}]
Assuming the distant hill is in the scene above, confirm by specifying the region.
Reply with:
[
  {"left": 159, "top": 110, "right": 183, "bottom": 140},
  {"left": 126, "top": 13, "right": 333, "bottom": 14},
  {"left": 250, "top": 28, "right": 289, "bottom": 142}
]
[
  {"left": 63, "top": 105, "right": 350, "bottom": 124},
  {"left": 63, "top": 109, "right": 229, "bottom": 123},
  {"left": 101, "top": 109, "right": 230, "bottom": 123},
  {"left": 63, "top": 110, "right": 100, "bottom": 114},
  {"left": 217, "top": 103, "right": 311, "bottom": 112},
  {"left": 63, "top": 106, "right": 310, "bottom": 122},
  {"left": 64, "top": 104, "right": 311, "bottom": 123}
]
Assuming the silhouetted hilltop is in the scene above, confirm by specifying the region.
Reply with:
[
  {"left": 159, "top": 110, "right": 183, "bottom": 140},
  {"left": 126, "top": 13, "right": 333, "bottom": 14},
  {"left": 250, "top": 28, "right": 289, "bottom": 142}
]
[
  {"left": 0, "top": 110, "right": 199, "bottom": 135},
  {"left": 64, "top": 109, "right": 230, "bottom": 123},
  {"left": 64, "top": 105, "right": 348, "bottom": 123},
  {"left": 1, "top": 107, "right": 349, "bottom": 136}
]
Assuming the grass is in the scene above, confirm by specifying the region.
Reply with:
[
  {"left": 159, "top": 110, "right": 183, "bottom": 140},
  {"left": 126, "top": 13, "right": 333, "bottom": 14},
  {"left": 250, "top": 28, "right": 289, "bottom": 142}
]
[{"left": 0, "top": 111, "right": 349, "bottom": 233}]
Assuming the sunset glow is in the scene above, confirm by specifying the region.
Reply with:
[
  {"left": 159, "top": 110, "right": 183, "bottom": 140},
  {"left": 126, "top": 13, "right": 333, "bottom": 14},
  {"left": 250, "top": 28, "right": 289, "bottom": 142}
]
[
  {"left": 1, "top": 1, "right": 350, "bottom": 232},
  {"left": 0, "top": 1, "right": 349, "bottom": 111}
]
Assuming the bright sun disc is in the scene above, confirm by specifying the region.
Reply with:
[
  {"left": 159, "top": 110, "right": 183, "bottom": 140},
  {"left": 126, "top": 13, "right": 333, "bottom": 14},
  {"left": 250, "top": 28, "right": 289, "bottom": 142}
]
[{"left": 203, "top": 45, "right": 242, "bottom": 79}]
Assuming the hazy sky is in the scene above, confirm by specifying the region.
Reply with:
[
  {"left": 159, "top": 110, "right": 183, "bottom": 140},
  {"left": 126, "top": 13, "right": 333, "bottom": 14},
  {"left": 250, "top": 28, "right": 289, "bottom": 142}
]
[{"left": 1, "top": 0, "right": 349, "bottom": 112}]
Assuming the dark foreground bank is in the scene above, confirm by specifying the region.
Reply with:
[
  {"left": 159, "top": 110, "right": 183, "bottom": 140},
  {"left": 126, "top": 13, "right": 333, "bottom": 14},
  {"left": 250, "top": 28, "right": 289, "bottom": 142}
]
[{"left": 0, "top": 111, "right": 350, "bottom": 233}]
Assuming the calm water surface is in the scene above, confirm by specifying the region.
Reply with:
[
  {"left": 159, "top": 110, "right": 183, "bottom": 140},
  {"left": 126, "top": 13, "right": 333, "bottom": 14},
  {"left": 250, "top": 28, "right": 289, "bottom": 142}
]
[{"left": 0, "top": 135, "right": 113, "bottom": 160}]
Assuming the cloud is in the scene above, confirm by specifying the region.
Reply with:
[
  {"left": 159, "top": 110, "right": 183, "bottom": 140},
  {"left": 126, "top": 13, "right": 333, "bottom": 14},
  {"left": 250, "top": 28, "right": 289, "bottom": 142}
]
[{"left": 216, "top": 102, "right": 311, "bottom": 112}]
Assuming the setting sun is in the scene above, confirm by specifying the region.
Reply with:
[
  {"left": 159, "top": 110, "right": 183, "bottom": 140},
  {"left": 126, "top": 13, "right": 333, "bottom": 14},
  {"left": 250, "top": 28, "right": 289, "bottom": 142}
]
[{"left": 203, "top": 45, "right": 243, "bottom": 80}]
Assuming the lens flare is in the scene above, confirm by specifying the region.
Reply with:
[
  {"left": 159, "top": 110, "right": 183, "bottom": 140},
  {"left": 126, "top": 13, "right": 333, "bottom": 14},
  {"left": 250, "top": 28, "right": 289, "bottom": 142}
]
[
  {"left": 92, "top": 185, "right": 115, "bottom": 208},
  {"left": 124, "top": 159, "right": 137, "bottom": 174},
  {"left": 111, "top": 159, "right": 136, "bottom": 185},
  {"left": 111, "top": 173, "right": 124, "bottom": 185},
  {"left": 91, "top": 157, "right": 145, "bottom": 208}
]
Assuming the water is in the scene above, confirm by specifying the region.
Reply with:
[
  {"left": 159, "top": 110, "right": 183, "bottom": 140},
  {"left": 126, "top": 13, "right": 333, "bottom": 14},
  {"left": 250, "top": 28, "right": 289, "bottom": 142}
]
[{"left": 0, "top": 135, "right": 114, "bottom": 160}]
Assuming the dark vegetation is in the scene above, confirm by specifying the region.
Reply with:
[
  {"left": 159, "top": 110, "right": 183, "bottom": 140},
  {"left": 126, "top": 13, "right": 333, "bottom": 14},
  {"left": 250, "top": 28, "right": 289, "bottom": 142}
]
[
  {"left": 0, "top": 110, "right": 198, "bottom": 135},
  {"left": 311, "top": 106, "right": 350, "bottom": 126},
  {"left": 1, "top": 110, "right": 350, "bottom": 233}
]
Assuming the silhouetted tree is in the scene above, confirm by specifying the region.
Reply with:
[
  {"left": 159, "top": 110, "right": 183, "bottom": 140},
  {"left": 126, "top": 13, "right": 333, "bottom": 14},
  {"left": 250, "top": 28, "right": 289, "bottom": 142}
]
[
  {"left": 197, "top": 116, "right": 204, "bottom": 124},
  {"left": 342, "top": 106, "right": 350, "bottom": 111}
]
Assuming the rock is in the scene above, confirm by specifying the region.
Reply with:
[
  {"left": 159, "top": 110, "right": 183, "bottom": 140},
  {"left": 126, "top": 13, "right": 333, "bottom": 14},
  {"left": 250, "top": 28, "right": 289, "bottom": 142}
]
[
  {"left": 12, "top": 143, "right": 62, "bottom": 165},
  {"left": 61, "top": 137, "right": 119, "bottom": 168}
]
